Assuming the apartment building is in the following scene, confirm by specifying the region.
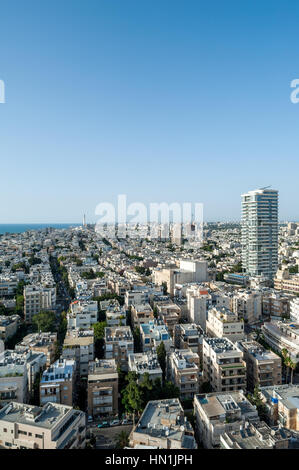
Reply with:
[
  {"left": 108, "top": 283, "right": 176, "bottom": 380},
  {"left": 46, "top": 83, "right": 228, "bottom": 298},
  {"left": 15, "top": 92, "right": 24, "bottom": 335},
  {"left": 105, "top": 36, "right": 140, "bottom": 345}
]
[
  {"left": 232, "top": 290, "right": 262, "bottom": 324},
  {"left": 0, "top": 349, "right": 46, "bottom": 406},
  {"left": 202, "top": 337, "right": 246, "bottom": 392},
  {"left": 87, "top": 359, "right": 118, "bottom": 418},
  {"left": 0, "top": 315, "right": 20, "bottom": 342},
  {"left": 263, "top": 291, "right": 292, "bottom": 319},
  {"left": 290, "top": 298, "right": 299, "bottom": 322},
  {"left": 206, "top": 307, "right": 245, "bottom": 343},
  {"left": 16, "top": 332, "right": 57, "bottom": 367},
  {"left": 274, "top": 269, "right": 299, "bottom": 295},
  {"left": 241, "top": 188, "right": 278, "bottom": 280},
  {"left": 0, "top": 352, "right": 27, "bottom": 406},
  {"left": 128, "top": 352, "right": 162, "bottom": 383},
  {"left": 125, "top": 290, "right": 149, "bottom": 308},
  {"left": 62, "top": 328, "right": 94, "bottom": 377},
  {"left": 102, "top": 300, "right": 127, "bottom": 327},
  {"left": 129, "top": 398, "right": 197, "bottom": 449},
  {"left": 194, "top": 391, "right": 259, "bottom": 448},
  {"left": 168, "top": 349, "right": 200, "bottom": 400},
  {"left": 104, "top": 326, "right": 134, "bottom": 371},
  {"left": 186, "top": 286, "right": 212, "bottom": 331},
  {"left": 223, "top": 273, "right": 249, "bottom": 286},
  {"left": 174, "top": 323, "right": 204, "bottom": 356},
  {"left": 153, "top": 260, "right": 208, "bottom": 296},
  {"left": 260, "top": 384, "right": 299, "bottom": 430},
  {"left": 261, "top": 321, "right": 299, "bottom": 363},
  {"left": 0, "top": 275, "right": 18, "bottom": 297},
  {"left": 24, "top": 285, "right": 56, "bottom": 323},
  {"left": 220, "top": 420, "right": 291, "bottom": 449},
  {"left": 0, "top": 401, "right": 86, "bottom": 449},
  {"left": 155, "top": 301, "right": 181, "bottom": 336},
  {"left": 237, "top": 340, "right": 282, "bottom": 392},
  {"left": 140, "top": 320, "right": 173, "bottom": 353},
  {"left": 67, "top": 300, "right": 98, "bottom": 330},
  {"left": 131, "top": 303, "right": 154, "bottom": 329},
  {"left": 40, "top": 359, "right": 76, "bottom": 407}
]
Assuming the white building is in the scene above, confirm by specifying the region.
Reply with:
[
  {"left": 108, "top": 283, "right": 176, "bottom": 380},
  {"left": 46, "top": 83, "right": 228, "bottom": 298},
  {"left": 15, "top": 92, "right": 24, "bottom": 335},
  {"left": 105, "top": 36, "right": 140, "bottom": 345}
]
[
  {"left": 194, "top": 391, "right": 259, "bottom": 448},
  {"left": 67, "top": 300, "right": 98, "bottom": 330},
  {"left": 202, "top": 337, "right": 247, "bottom": 392},
  {"left": 186, "top": 286, "right": 212, "bottom": 331},
  {"left": 241, "top": 188, "right": 278, "bottom": 280},
  {"left": 206, "top": 307, "right": 245, "bottom": 343},
  {"left": 232, "top": 290, "right": 262, "bottom": 324},
  {"left": 290, "top": 298, "right": 299, "bottom": 322},
  {"left": 0, "top": 402, "right": 86, "bottom": 449},
  {"left": 140, "top": 320, "right": 173, "bottom": 353},
  {"left": 24, "top": 285, "right": 56, "bottom": 323},
  {"left": 128, "top": 352, "right": 162, "bottom": 383}
]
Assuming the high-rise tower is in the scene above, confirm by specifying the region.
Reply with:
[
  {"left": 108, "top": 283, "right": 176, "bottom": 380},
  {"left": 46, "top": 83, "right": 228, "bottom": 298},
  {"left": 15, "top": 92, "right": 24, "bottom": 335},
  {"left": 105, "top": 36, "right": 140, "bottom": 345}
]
[{"left": 241, "top": 188, "right": 278, "bottom": 280}]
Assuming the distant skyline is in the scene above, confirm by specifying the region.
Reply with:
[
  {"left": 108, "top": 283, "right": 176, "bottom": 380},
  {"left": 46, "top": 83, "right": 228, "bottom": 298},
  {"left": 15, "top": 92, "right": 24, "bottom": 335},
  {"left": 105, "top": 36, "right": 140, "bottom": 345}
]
[{"left": 1, "top": 0, "right": 299, "bottom": 223}]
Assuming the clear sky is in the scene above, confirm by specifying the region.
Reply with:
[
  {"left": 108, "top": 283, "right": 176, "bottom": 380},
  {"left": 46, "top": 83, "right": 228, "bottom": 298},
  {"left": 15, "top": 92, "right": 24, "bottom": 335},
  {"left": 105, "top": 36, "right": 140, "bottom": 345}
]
[{"left": 0, "top": 0, "right": 299, "bottom": 223}]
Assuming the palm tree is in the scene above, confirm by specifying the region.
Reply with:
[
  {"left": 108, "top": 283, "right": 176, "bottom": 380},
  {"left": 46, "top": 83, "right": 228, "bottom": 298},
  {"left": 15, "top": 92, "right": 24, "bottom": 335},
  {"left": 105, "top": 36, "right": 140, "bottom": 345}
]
[
  {"left": 116, "top": 430, "right": 129, "bottom": 449},
  {"left": 281, "top": 348, "right": 290, "bottom": 383},
  {"left": 288, "top": 358, "right": 296, "bottom": 385}
]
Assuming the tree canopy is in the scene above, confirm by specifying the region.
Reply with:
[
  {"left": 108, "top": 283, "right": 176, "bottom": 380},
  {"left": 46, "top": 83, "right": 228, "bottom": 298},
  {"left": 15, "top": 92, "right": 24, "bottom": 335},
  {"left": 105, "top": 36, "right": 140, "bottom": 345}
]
[{"left": 32, "top": 310, "right": 56, "bottom": 332}]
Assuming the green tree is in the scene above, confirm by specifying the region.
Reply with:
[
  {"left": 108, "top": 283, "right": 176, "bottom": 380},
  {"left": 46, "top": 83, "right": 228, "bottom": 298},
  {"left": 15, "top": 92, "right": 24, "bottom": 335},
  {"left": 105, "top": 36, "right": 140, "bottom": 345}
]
[
  {"left": 28, "top": 256, "right": 42, "bottom": 266},
  {"left": 134, "top": 266, "right": 146, "bottom": 275},
  {"left": 116, "top": 430, "right": 129, "bottom": 449},
  {"left": 281, "top": 348, "right": 290, "bottom": 382},
  {"left": 32, "top": 310, "right": 56, "bottom": 332},
  {"left": 156, "top": 342, "right": 166, "bottom": 379},
  {"left": 121, "top": 372, "right": 143, "bottom": 423},
  {"left": 81, "top": 269, "right": 97, "bottom": 279},
  {"left": 247, "top": 386, "right": 268, "bottom": 422},
  {"left": 15, "top": 280, "right": 27, "bottom": 296},
  {"left": 139, "top": 372, "right": 153, "bottom": 406},
  {"left": 92, "top": 321, "right": 107, "bottom": 359},
  {"left": 199, "top": 381, "right": 213, "bottom": 393},
  {"left": 150, "top": 377, "right": 180, "bottom": 400},
  {"left": 288, "top": 358, "right": 296, "bottom": 384},
  {"left": 14, "top": 295, "right": 24, "bottom": 317},
  {"left": 133, "top": 327, "right": 142, "bottom": 353}
]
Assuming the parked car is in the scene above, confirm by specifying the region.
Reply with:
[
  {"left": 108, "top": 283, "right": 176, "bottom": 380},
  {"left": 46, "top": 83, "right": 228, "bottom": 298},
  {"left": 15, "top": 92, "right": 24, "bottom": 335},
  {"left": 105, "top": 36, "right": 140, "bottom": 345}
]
[
  {"left": 122, "top": 418, "right": 133, "bottom": 425},
  {"left": 97, "top": 421, "right": 109, "bottom": 428},
  {"left": 110, "top": 419, "right": 120, "bottom": 427}
]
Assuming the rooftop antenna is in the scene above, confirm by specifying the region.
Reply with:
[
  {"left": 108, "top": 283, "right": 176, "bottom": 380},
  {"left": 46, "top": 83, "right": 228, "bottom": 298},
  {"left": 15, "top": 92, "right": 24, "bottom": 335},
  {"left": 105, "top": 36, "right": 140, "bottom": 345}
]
[{"left": 260, "top": 185, "right": 272, "bottom": 190}]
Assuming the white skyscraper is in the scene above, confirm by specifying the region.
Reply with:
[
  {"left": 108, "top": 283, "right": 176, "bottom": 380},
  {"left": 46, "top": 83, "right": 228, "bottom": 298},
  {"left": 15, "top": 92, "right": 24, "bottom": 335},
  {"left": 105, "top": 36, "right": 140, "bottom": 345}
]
[{"left": 241, "top": 188, "right": 278, "bottom": 280}]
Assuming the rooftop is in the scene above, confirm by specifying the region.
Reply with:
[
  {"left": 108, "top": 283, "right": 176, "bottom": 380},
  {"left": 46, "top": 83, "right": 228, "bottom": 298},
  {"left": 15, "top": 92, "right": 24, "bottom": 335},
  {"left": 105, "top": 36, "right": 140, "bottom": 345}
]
[
  {"left": 0, "top": 401, "right": 82, "bottom": 430},
  {"left": 134, "top": 398, "right": 196, "bottom": 448}
]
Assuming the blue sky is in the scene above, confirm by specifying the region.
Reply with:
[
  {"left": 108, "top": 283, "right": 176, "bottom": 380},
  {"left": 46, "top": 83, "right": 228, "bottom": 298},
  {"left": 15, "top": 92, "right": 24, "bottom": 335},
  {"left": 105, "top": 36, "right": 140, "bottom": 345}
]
[{"left": 0, "top": 0, "right": 299, "bottom": 223}]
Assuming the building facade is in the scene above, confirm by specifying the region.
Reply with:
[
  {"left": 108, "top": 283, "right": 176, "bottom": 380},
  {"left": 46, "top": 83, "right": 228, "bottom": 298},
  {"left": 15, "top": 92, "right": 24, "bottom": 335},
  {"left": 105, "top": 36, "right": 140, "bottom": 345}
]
[{"left": 241, "top": 188, "right": 278, "bottom": 280}]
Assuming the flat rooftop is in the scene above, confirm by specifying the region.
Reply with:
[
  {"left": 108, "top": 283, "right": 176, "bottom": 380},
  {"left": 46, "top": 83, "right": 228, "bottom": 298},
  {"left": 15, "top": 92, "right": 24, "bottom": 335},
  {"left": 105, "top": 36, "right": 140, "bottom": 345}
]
[
  {"left": 0, "top": 402, "right": 80, "bottom": 430},
  {"left": 134, "top": 399, "right": 196, "bottom": 448}
]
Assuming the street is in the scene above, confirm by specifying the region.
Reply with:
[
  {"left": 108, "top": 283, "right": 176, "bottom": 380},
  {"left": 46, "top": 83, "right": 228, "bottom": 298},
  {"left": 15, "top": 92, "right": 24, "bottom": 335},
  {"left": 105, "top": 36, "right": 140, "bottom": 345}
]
[{"left": 89, "top": 424, "right": 133, "bottom": 449}]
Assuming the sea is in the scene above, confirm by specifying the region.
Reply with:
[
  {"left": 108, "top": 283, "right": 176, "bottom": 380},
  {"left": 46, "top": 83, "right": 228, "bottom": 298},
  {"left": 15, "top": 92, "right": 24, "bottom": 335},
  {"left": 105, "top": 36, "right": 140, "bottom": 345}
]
[{"left": 0, "top": 224, "right": 81, "bottom": 235}]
